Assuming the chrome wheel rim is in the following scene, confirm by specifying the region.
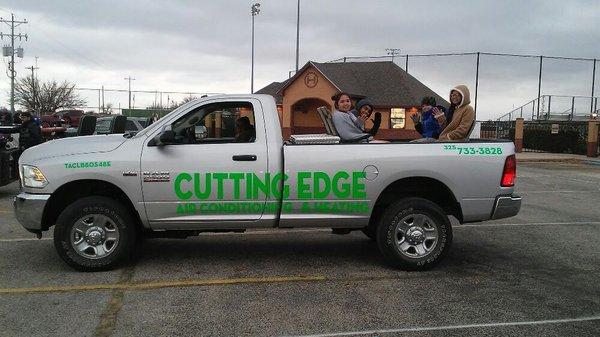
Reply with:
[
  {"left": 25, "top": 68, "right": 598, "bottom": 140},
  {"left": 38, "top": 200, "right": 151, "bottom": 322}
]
[
  {"left": 394, "top": 213, "right": 438, "bottom": 259},
  {"left": 70, "top": 214, "right": 120, "bottom": 259}
]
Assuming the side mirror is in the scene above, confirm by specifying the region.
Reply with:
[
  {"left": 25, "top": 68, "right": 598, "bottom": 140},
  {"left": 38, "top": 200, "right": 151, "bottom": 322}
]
[
  {"left": 195, "top": 125, "right": 207, "bottom": 140},
  {"left": 159, "top": 130, "right": 175, "bottom": 144},
  {"left": 148, "top": 128, "right": 175, "bottom": 146}
]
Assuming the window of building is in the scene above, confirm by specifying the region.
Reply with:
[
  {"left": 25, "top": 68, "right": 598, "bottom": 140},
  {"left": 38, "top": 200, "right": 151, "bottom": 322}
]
[{"left": 390, "top": 108, "right": 405, "bottom": 129}]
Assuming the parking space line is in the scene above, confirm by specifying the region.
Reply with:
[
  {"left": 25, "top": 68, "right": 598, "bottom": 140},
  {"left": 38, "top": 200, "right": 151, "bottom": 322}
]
[
  {"left": 284, "top": 315, "right": 600, "bottom": 337},
  {"left": 455, "top": 221, "right": 600, "bottom": 228},
  {"left": 0, "top": 275, "right": 327, "bottom": 295},
  {"left": 0, "top": 237, "right": 52, "bottom": 242},
  {"left": 518, "top": 190, "right": 599, "bottom": 193}
]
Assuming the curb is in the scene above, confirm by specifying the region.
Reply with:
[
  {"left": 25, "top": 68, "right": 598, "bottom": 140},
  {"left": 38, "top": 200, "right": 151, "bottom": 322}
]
[{"left": 517, "top": 157, "right": 600, "bottom": 165}]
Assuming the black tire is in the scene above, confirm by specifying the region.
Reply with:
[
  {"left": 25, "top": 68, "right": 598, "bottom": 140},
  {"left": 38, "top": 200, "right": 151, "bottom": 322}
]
[
  {"left": 53, "top": 196, "right": 137, "bottom": 271},
  {"left": 376, "top": 197, "right": 452, "bottom": 271}
]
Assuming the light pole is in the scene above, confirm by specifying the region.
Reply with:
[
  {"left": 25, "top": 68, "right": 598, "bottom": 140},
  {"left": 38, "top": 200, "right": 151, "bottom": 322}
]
[
  {"left": 295, "top": 0, "right": 300, "bottom": 72},
  {"left": 251, "top": 3, "right": 260, "bottom": 94}
]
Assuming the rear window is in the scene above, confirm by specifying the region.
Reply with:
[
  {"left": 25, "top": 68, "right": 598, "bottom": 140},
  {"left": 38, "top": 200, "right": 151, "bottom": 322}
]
[{"left": 95, "top": 119, "right": 111, "bottom": 134}]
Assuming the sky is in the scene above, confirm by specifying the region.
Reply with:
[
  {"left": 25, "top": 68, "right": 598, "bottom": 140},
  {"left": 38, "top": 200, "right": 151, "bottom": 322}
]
[{"left": 0, "top": 0, "right": 598, "bottom": 120}]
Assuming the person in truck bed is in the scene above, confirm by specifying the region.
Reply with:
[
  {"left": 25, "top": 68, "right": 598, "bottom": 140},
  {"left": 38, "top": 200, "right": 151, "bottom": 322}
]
[
  {"left": 435, "top": 85, "right": 475, "bottom": 141},
  {"left": 331, "top": 93, "right": 379, "bottom": 143},
  {"left": 350, "top": 98, "right": 381, "bottom": 138}
]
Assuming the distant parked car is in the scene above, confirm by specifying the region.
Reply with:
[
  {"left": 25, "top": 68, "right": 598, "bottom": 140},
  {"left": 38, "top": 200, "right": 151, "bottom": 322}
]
[
  {"left": 95, "top": 116, "right": 144, "bottom": 134},
  {"left": 64, "top": 116, "right": 145, "bottom": 137},
  {"left": 40, "top": 114, "right": 63, "bottom": 128},
  {"left": 54, "top": 110, "right": 84, "bottom": 128}
]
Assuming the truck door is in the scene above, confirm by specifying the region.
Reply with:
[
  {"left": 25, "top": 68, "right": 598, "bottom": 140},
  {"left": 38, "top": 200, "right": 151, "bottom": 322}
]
[{"left": 140, "top": 99, "right": 268, "bottom": 230}]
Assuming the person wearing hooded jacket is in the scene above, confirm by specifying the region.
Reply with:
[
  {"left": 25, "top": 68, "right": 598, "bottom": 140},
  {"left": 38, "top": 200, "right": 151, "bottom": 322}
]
[{"left": 435, "top": 84, "right": 475, "bottom": 141}]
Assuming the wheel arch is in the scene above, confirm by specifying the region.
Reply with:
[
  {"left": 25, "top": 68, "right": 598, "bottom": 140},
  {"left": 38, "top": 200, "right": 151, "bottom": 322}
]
[
  {"left": 369, "top": 176, "right": 463, "bottom": 229},
  {"left": 42, "top": 179, "right": 144, "bottom": 232}
]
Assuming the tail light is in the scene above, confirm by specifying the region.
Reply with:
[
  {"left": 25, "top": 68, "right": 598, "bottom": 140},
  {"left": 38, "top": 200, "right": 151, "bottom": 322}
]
[{"left": 501, "top": 155, "right": 516, "bottom": 187}]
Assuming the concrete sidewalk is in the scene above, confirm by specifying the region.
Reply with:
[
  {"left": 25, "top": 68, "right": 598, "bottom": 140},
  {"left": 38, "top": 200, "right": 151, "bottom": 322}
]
[{"left": 516, "top": 151, "right": 600, "bottom": 165}]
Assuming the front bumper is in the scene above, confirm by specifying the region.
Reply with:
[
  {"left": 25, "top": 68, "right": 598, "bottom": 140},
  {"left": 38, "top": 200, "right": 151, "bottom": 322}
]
[
  {"left": 14, "top": 192, "right": 51, "bottom": 234},
  {"left": 491, "top": 194, "right": 522, "bottom": 220}
]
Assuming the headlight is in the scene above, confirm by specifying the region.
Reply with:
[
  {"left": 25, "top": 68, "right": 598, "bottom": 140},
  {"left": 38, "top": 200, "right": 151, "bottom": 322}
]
[{"left": 21, "top": 165, "right": 48, "bottom": 188}]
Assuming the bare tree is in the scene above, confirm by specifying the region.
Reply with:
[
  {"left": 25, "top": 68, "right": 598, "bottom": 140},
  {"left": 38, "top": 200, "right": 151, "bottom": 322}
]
[
  {"left": 101, "top": 103, "right": 114, "bottom": 115},
  {"left": 14, "top": 74, "right": 87, "bottom": 115}
]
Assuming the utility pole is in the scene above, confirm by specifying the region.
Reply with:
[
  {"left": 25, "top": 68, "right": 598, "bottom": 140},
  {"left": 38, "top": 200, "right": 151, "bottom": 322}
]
[
  {"left": 1, "top": 13, "right": 28, "bottom": 123},
  {"left": 124, "top": 76, "right": 135, "bottom": 109},
  {"left": 385, "top": 48, "right": 401, "bottom": 63},
  {"left": 25, "top": 62, "right": 39, "bottom": 115}
]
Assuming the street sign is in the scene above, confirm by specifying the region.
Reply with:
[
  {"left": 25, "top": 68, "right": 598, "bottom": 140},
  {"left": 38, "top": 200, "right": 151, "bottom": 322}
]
[{"left": 551, "top": 124, "right": 559, "bottom": 134}]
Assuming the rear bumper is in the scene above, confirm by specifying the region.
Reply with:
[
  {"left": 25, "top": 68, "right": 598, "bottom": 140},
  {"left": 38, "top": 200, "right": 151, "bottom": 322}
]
[
  {"left": 491, "top": 194, "right": 522, "bottom": 220},
  {"left": 14, "top": 192, "right": 51, "bottom": 234}
]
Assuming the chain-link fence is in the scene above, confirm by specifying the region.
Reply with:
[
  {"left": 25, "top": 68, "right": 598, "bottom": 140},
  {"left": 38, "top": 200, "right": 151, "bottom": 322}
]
[{"left": 71, "top": 88, "right": 222, "bottom": 115}]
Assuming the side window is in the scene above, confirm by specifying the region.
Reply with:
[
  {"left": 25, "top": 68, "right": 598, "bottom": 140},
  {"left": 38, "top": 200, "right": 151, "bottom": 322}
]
[{"left": 170, "top": 102, "right": 256, "bottom": 145}]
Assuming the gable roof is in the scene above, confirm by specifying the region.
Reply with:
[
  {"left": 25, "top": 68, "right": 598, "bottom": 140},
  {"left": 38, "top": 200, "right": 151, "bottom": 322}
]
[{"left": 268, "top": 61, "right": 449, "bottom": 107}]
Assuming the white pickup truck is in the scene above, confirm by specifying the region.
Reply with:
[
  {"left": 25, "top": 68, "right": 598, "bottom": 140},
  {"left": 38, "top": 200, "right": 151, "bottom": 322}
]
[{"left": 14, "top": 95, "right": 521, "bottom": 271}]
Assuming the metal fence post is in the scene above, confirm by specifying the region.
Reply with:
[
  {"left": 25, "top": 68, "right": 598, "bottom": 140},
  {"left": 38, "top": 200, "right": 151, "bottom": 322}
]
[
  {"left": 537, "top": 56, "right": 543, "bottom": 119},
  {"left": 547, "top": 95, "right": 552, "bottom": 120},
  {"left": 405, "top": 55, "right": 409, "bottom": 73},
  {"left": 570, "top": 96, "right": 575, "bottom": 120},
  {"left": 592, "top": 59, "right": 597, "bottom": 115},
  {"left": 474, "top": 52, "right": 480, "bottom": 119}
]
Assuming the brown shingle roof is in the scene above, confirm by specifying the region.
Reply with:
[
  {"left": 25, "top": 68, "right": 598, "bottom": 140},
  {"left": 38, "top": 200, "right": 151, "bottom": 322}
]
[
  {"left": 262, "top": 61, "right": 449, "bottom": 108},
  {"left": 311, "top": 61, "right": 448, "bottom": 107}
]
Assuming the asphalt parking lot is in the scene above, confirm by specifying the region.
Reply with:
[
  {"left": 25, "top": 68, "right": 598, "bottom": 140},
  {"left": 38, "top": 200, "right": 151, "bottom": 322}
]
[{"left": 0, "top": 162, "right": 599, "bottom": 337}]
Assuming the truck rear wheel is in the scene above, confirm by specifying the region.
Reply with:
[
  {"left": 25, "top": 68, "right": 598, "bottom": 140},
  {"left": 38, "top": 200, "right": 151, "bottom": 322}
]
[
  {"left": 376, "top": 197, "right": 452, "bottom": 271},
  {"left": 53, "top": 196, "right": 137, "bottom": 271}
]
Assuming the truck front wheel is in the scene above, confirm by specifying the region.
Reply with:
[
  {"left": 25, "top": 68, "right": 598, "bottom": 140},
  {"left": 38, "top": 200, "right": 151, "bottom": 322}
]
[
  {"left": 53, "top": 196, "right": 137, "bottom": 271},
  {"left": 376, "top": 198, "right": 452, "bottom": 271}
]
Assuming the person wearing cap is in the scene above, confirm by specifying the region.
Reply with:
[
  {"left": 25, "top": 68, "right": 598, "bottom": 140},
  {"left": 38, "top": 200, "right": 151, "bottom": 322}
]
[
  {"left": 411, "top": 96, "right": 442, "bottom": 139},
  {"left": 350, "top": 98, "right": 381, "bottom": 136},
  {"left": 331, "top": 93, "right": 380, "bottom": 143},
  {"left": 436, "top": 85, "right": 475, "bottom": 141},
  {"left": 18, "top": 112, "right": 43, "bottom": 150}
]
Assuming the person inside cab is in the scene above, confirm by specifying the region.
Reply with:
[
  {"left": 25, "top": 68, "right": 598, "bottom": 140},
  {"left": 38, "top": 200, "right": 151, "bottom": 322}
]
[
  {"left": 235, "top": 116, "right": 255, "bottom": 142},
  {"left": 435, "top": 85, "right": 475, "bottom": 141}
]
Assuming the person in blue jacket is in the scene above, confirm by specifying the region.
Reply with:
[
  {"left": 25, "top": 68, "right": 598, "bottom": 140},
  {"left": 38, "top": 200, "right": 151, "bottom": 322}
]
[{"left": 411, "top": 97, "right": 442, "bottom": 139}]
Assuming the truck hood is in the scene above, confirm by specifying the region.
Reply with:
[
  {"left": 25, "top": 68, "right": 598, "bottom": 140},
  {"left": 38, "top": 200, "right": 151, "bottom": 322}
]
[{"left": 20, "top": 135, "right": 128, "bottom": 163}]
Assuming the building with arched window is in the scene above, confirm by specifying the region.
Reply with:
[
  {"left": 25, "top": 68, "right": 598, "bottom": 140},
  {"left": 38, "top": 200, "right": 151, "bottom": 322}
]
[{"left": 256, "top": 61, "right": 448, "bottom": 140}]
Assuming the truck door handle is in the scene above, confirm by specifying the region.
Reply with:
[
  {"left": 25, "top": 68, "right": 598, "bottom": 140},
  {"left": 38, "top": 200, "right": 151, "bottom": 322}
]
[{"left": 232, "top": 155, "right": 257, "bottom": 161}]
